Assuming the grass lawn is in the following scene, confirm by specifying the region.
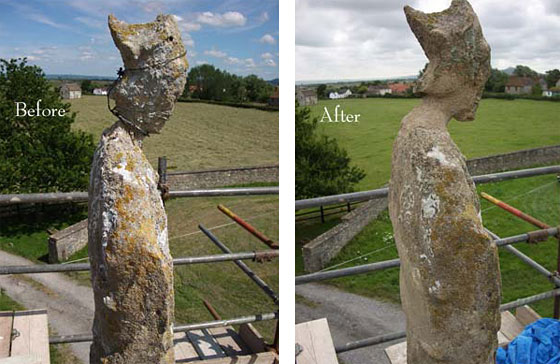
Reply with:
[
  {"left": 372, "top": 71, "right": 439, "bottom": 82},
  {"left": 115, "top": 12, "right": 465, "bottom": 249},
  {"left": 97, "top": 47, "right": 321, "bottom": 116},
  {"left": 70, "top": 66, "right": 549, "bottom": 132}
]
[
  {"left": 308, "top": 98, "right": 560, "bottom": 189},
  {"left": 298, "top": 175, "right": 560, "bottom": 317},
  {"left": 1, "top": 96, "right": 279, "bottom": 343},
  {"left": 69, "top": 95, "right": 279, "bottom": 172}
]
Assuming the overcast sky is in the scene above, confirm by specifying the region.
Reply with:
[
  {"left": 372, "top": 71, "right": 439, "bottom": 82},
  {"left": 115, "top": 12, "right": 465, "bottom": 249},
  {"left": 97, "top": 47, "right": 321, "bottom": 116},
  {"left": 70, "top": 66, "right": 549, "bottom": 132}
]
[
  {"left": 0, "top": 0, "right": 278, "bottom": 79},
  {"left": 296, "top": 0, "right": 560, "bottom": 82}
]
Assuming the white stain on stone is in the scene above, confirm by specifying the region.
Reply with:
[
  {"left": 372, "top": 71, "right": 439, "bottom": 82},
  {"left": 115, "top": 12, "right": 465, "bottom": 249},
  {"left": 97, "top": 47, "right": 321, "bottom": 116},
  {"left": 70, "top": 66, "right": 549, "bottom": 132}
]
[
  {"left": 422, "top": 193, "right": 439, "bottom": 219},
  {"left": 427, "top": 146, "right": 454, "bottom": 166},
  {"left": 428, "top": 280, "right": 441, "bottom": 294}
]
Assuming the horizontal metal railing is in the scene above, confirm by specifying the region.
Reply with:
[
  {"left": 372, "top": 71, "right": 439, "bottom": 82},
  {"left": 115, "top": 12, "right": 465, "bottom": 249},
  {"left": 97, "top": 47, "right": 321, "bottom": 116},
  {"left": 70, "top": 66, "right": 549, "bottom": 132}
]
[
  {"left": 50, "top": 312, "right": 279, "bottom": 344},
  {"left": 295, "top": 165, "right": 560, "bottom": 210},
  {"left": 0, "top": 250, "right": 279, "bottom": 275},
  {"left": 0, "top": 187, "right": 279, "bottom": 206}
]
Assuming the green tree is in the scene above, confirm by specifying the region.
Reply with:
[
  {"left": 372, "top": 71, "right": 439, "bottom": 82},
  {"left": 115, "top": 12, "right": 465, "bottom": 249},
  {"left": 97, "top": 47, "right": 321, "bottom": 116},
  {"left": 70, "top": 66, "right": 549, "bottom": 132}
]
[
  {"left": 532, "top": 84, "right": 543, "bottom": 96},
  {"left": 316, "top": 84, "right": 327, "bottom": 99},
  {"left": 295, "top": 104, "right": 365, "bottom": 199},
  {"left": 545, "top": 69, "right": 560, "bottom": 88},
  {"left": 0, "top": 58, "right": 95, "bottom": 193},
  {"left": 513, "top": 65, "right": 538, "bottom": 78},
  {"left": 80, "top": 79, "right": 93, "bottom": 94},
  {"left": 485, "top": 68, "right": 509, "bottom": 92}
]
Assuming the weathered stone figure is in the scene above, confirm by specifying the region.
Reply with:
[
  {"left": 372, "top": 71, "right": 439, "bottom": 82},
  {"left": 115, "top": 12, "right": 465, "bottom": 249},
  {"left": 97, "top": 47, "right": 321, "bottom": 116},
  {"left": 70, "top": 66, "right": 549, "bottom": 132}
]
[
  {"left": 388, "top": 1, "right": 501, "bottom": 363},
  {"left": 88, "top": 14, "right": 187, "bottom": 364}
]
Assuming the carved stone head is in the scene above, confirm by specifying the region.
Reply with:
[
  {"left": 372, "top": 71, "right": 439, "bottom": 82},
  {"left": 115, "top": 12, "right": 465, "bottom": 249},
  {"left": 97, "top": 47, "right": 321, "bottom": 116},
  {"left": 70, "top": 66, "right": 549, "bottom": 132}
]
[
  {"left": 405, "top": 0, "right": 490, "bottom": 121},
  {"left": 108, "top": 14, "right": 188, "bottom": 134}
]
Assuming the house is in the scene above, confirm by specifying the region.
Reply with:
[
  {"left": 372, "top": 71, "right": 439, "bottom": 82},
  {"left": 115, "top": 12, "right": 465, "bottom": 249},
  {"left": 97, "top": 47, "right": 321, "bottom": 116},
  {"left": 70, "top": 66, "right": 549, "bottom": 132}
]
[
  {"left": 60, "top": 83, "right": 82, "bottom": 99},
  {"left": 389, "top": 83, "right": 410, "bottom": 94},
  {"left": 367, "top": 85, "right": 392, "bottom": 96},
  {"left": 93, "top": 88, "right": 108, "bottom": 96},
  {"left": 557, "top": 79, "right": 560, "bottom": 88},
  {"left": 545, "top": 87, "right": 560, "bottom": 97},
  {"left": 268, "top": 87, "right": 279, "bottom": 107},
  {"left": 329, "top": 89, "right": 352, "bottom": 99},
  {"left": 296, "top": 89, "right": 317, "bottom": 106},
  {"left": 505, "top": 77, "right": 536, "bottom": 95}
]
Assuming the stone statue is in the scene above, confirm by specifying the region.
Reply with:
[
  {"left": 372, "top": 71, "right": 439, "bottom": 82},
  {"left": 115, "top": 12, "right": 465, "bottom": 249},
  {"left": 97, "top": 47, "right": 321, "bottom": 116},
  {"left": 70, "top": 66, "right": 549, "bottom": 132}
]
[
  {"left": 88, "top": 14, "right": 188, "bottom": 364},
  {"left": 388, "top": 1, "right": 501, "bottom": 363}
]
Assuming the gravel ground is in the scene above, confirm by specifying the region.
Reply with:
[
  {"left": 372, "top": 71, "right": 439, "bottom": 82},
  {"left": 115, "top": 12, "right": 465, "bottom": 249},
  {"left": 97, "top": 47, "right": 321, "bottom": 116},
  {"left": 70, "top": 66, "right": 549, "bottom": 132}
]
[
  {"left": 0, "top": 250, "right": 93, "bottom": 363},
  {"left": 296, "top": 283, "right": 406, "bottom": 364}
]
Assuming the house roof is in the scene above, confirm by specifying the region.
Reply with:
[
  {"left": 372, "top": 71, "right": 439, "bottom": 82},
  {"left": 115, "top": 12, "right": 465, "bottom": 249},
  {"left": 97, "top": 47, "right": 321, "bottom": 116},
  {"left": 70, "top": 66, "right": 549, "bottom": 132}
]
[
  {"left": 389, "top": 83, "right": 409, "bottom": 93},
  {"left": 61, "top": 83, "right": 81, "bottom": 92},
  {"left": 506, "top": 76, "right": 535, "bottom": 87},
  {"left": 367, "top": 85, "right": 390, "bottom": 91},
  {"left": 298, "top": 89, "right": 316, "bottom": 97}
]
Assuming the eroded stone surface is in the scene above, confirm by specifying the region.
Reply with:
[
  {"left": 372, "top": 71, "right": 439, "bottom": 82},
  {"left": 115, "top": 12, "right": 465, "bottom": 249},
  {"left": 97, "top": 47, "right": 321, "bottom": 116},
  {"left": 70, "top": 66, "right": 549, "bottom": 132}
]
[
  {"left": 388, "top": 1, "right": 501, "bottom": 363},
  {"left": 88, "top": 14, "right": 187, "bottom": 364}
]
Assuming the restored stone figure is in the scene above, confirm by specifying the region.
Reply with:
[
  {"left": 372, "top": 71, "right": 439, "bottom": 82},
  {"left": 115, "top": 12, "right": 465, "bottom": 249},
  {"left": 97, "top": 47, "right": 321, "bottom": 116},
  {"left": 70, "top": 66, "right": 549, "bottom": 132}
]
[
  {"left": 388, "top": 1, "right": 501, "bottom": 363},
  {"left": 88, "top": 14, "right": 187, "bottom": 364}
]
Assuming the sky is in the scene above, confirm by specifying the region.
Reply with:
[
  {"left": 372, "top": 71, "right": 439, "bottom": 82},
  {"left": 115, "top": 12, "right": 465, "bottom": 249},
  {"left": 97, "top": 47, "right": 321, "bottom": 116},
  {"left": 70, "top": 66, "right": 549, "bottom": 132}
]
[
  {"left": 296, "top": 0, "right": 560, "bottom": 82},
  {"left": 0, "top": 0, "right": 279, "bottom": 80}
]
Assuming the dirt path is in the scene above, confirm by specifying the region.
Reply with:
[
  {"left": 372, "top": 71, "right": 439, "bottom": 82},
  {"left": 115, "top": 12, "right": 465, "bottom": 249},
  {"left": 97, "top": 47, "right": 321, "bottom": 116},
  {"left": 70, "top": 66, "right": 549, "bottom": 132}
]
[
  {"left": 0, "top": 250, "right": 93, "bottom": 363},
  {"left": 296, "top": 283, "right": 405, "bottom": 364}
]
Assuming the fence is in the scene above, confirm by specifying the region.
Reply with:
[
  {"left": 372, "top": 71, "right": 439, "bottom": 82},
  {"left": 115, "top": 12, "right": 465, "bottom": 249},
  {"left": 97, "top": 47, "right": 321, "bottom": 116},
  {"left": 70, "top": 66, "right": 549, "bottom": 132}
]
[{"left": 295, "top": 164, "right": 560, "bottom": 353}]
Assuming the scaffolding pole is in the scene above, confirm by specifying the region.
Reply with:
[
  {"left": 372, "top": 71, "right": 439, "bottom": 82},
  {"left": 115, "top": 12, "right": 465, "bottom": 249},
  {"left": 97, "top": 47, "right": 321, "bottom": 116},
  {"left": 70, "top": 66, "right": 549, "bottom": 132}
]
[
  {"left": 199, "top": 224, "right": 279, "bottom": 305},
  {"left": 217, "top": 204, "right": 278, "bottom": 249},
  {"left": 49, "top": 312, "right": 279, "bottom": 344},
  {"left": 295, "top": 165, "right": 560, "bottom": 210},
  {"left": 0, "top": 250, "right": 279, "bottom": 275}
]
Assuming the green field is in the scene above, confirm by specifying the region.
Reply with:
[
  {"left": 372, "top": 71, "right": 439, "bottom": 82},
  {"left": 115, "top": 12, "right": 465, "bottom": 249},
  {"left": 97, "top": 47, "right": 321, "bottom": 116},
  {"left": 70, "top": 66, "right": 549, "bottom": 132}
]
[
  {"left": 308, "top": 98, "right": 560, "bottom": 189},
  {"left": 297, "top": 97, "right": 560, "bottom": 317},
  {"left": 1, "top": 96, "right": 279, "bottom": 341},
  {"left": 69, "top": 95, "right": 279, "bottom": 171}
]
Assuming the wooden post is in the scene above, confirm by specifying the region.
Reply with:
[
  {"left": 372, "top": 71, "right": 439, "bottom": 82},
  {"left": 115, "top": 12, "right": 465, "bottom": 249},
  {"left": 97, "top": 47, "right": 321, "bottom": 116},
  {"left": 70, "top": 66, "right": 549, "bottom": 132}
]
[
  {"left": 158, "top": 156, "right": 167, "bottom": 186},
  {"left": 347, "top": 202, "right": 351, "bottom": 212},
  {"left": 320, "top": 206, "right": 325, "bottom": 223}
]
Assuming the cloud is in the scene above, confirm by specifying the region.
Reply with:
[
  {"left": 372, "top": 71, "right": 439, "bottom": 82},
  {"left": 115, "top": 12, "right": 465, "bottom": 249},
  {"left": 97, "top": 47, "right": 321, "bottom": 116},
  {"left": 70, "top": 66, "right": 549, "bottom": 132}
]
[
  {"left": 196, "top": 60, "right": 209, "bottom": 65},
  {"left": 296, "top": 0, "right": 560, "bottom": 81},
  {"left": 75, "top": 16, "right": 104, "bottom": 29},
  {"left": 258, "top": 12, "right": 270, "bottom": 23},
  {"left": 260, "top": 34, "right": 275, "bottom": 44},
  {"left": 245, "top": 58, "right": 256, "bottom": 68},
  {"left": 261, "top": 52, "right": 274, "bottom": 59},
  {"left": 204, "top": 48, "right": 227, "bottom": 58},
  {"left": 27, "top": 13, "right": 68, "bottom": 29},
  {"left": 264, "top": 58, "right": 276, "bottom": 67},
  {"left": 197, "top": 12, "right": 247, "bottom": 27}
]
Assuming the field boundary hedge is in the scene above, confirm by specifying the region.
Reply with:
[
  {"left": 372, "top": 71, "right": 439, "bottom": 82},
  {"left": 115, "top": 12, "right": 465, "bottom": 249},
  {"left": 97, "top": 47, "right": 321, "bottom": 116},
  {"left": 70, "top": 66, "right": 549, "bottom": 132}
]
[{"left": 178, "top": 98, "right": 279, "bottom": 111}]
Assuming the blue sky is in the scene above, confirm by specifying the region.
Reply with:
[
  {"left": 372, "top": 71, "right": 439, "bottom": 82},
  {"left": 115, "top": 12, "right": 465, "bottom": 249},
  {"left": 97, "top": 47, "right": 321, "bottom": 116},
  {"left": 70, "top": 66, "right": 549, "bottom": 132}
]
[{"left": 0, "top": 0, "right": 279, "bottom": 79}]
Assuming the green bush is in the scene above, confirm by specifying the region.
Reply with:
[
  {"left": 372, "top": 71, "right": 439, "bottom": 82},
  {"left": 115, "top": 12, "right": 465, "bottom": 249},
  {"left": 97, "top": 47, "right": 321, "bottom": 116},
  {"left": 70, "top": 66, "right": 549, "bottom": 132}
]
[{"left": 0, "top": 58, "right": 95, "bottom": 193}]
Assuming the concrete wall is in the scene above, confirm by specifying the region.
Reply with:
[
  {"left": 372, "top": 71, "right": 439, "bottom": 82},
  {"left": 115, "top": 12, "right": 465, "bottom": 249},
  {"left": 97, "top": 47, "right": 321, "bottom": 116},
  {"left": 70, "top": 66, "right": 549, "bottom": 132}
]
[
  {"left": 167, "top": 165, "right": 278, "bottom": 189},
  {"left": 302, "top": 197, "right": 388, "bottom": 273},
  {"left": 466, "top": 144, "right": 560, "bottom": 175}
]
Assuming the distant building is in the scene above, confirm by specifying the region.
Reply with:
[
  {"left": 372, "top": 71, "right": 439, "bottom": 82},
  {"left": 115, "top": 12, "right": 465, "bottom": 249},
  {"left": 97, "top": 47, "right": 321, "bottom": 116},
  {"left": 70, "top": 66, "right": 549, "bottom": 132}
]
[
  {"left": 296, "top": 89, "right": 317, "bottom": 106},
  {"left": 544, "top": 87, "right": 560, "bottom": 97},
  {"left": 268, "top": 87, "right": 279, "bottom": 107},
  {"left": 557, "top": 79, "right": 560, "bottom": 88},
  {"left": 367, "top": 85, "right": 392, "bottom": 96},
  {"left": 389, "top": 83, "right": 410, "bottom": 94},
  {"left": 93, "top": 88, "right": 108, "bottom": 96},
  {"left": 505, "top": 76, "right": 535, "bottom": 95},
  {"left": 60, "top": 83, "right": 82, "bottom": 99},
  {"left": 329, "top": 89, "right": 352, "bottom": 99}
]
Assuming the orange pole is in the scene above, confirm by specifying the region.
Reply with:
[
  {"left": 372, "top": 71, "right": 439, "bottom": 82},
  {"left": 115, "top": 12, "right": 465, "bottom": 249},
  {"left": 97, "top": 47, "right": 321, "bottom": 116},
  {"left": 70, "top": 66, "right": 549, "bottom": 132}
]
[
  {"left": 480, "top": 192, "right": 550, "bottom": 229},
  {"left": 217, "top": 204, "right": 278, "bottom": 249}
]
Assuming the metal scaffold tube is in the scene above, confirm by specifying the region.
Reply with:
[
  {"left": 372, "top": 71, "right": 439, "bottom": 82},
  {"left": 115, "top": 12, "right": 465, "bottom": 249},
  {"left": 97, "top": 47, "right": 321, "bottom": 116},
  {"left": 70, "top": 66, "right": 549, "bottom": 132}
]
[
  {"left": 49, "top": 312, "right": 279, "bottom": 344},
  {"left": 0, "top": 250, "right": 279, "bottom": 275},
  {"left": 0, "top": 187, "right": 279, "bottom": 206},
  {"left": 295, "top": 165, "right": 560, "bottom": 210}
]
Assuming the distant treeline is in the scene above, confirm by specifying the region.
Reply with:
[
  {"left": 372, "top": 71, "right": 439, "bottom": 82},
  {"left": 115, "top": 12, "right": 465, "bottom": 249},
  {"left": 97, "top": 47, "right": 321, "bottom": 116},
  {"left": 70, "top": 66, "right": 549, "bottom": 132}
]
[{"left": 182, "top": 64, "right": 274, "bottom": 104}]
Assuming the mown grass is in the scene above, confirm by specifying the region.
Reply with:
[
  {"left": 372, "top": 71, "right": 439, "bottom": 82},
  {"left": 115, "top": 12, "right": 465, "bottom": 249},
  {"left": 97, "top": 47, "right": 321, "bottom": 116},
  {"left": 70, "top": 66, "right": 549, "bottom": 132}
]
[
  {"left": 308, "top": 98, "right": 560, "bottom": 189},
  {"left": 69, "top": 95, "right": 279, "bottom": 171},
  {"left": 298, "top": 175, "right": 560, "bottom": 317},
  {"left": 1, "top": 96, "right": 279, "bottom": 344}
]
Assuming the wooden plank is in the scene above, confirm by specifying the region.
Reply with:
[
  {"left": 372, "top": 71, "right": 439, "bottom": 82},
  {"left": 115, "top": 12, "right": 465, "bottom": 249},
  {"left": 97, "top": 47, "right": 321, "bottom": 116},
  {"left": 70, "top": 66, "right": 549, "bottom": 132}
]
[
  {"left": 174, "top": 331, "right": 199, "bottom": 363},
  {"left": 209, "top": 326, "right": 250, "bottom": 357},
  {"left": 239, "top": 323, "right": 267, "bottom": 353},
  {"left": 187, "top": 329, "right": 226, "bottom": 360},
  {"left": 498, "top": 331, "right": 510, "bottom": 347},
  {"left": 515, "top": 305, "right": 541, "bottom": 327},
  {"left": 0, "top": 356, "right": 41, "bottom": 364},
  {"left": 384, "top": 341, "right": 406, "bottom": 364},
  {"left": 195, "top": 351, "right": 278, "bottom": 364},
  {"left": 500, "top": 311, "right": 525, "bottom": 341},
  {"left": 0, "top": 312, "right": 13, "bottom": 358},
  {"left": 295, "top": 318, "right": 339, "bottom": 364},
  {"left": 10, "top": 310, "right": 49, "bottom": 364}
]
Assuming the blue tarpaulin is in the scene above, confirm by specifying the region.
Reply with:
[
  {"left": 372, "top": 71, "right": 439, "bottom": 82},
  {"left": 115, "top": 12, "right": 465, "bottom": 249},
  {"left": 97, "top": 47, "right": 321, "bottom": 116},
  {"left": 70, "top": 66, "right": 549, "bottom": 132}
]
[{"left": 496, "top": 318, "right": 560, "bottom": 364}]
